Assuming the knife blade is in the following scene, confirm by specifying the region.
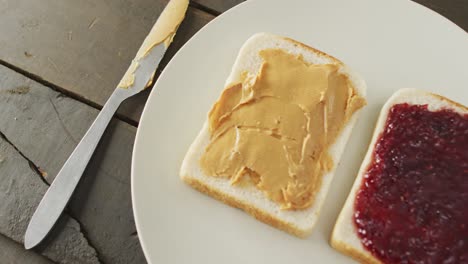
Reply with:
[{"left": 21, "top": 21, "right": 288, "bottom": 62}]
[{"left": 24, "top": 0, "right": 189, "bottom": 250}]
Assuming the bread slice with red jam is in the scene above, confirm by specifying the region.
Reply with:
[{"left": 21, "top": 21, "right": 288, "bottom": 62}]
[{"left": 331, "top": 88, "right": 468, "bottom": 264}]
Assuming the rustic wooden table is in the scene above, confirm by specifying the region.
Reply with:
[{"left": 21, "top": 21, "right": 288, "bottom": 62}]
[{"left": 0, "top": 0, "right": 466, "bottom": 263}]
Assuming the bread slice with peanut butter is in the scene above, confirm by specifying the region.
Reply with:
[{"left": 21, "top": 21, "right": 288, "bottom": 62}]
[{"left": 180, "top": 33, "right": 367, "bottom": 237}]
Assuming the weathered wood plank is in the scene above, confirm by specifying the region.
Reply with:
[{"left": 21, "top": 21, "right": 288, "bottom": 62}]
[
  {"left": 0, "top": 234, "right": 52, "bottom": 264},
  {"left": 0, "top": 66, "right": 143, "bottom": 263},
  {"left": 192, "top": 0, "right": 244, "bottom": 13},
  {"left": 0, "top": 131, "right": 99, "bottom": 263},
  {"left": 0, "top": 1, "right": 214, "bottom": 123}
]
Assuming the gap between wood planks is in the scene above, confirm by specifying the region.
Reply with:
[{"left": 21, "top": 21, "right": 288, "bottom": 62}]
[
  {"left": 189, "top": 1, "right": 222, "bottom": 16},
  {"left": 0, "top": 59, "right": 139, "bottom": 128},
  {"left": 0, "top": 130, "right": 104, "bottom": 264},
  {"left": 64, "top": 210, "right": 104, "bottom": 264},
  {"left": 0, "top": 129, "right": 50, "bottom": 187},
  {"left": 0, "top": 3, "right": 219, "bottom": 129},
  {"left": 0, "top": 3, "right": 221, "bottom": 256}
]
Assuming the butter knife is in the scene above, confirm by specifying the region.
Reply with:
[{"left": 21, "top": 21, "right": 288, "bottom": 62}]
[{"left": 24, "top": 0, "right": 189, "bottom": 249}]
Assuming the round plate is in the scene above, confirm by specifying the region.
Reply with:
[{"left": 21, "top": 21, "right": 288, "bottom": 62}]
[{"left": 132, "top": 0, "right": 468, "bottom": 263}]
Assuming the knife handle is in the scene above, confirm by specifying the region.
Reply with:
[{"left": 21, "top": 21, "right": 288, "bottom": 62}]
[{"left": 24, "top": 88, "right": 130, "bottom": 249}]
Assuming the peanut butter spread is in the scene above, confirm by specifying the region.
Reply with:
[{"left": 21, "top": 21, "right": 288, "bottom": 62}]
[
  {"left": 118, "top": 0, "right": 188, "bottom": 88},
  {"left": 200, "top": 49, "right": 366, "bottom": 210}
]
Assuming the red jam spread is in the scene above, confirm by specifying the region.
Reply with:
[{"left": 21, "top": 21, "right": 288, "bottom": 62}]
[{"left": 354, "top": 103, "right": 468, "bottom": 264}]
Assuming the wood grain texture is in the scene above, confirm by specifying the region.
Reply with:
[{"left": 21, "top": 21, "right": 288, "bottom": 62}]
[
  {"left": 0, "top": 1, "right": 465, "bottom": 264},
  {"left": 0, "top": 0, "right": 214, "bottom": 123},
  {"left": 0, "top": 65, "right": 143, "bottom": 263},
  {"left": 0, "top": 234, "right": 52, "bottom": 264},
  {"left": 0, "top": 131, "right": 99, "bottom": 263},
  {"left": 192, "top": 0, "right": 244, "bottom": 13},
  {"left": 0, "top": 0, "right": 464, "bottom": 126}
]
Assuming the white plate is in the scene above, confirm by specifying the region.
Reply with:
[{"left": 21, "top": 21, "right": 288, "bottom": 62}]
[{"left": 132, "top": 0, "right": 468, "bottom": 263}]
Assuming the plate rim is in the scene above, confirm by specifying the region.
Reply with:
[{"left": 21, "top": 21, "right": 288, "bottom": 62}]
[{"left": 131, "top": 0, "right": 467, "bottom": 262}]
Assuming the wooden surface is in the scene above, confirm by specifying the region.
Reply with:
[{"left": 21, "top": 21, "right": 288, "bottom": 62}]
[
  {"left": 0, "top": 65, "right": 142, "bottom": 263},
  {"left": 192, "top": 0, "right": 245, "bottom": 13},
  {"left": 0, "top": 0, "right": 213, "bottom": 123},
  {"left": 0, "top": 234, "right": 51, "bottom": 264},
  {"left": 0, "top": 0, "right": 466, "bottom": 263},
  {"left": 0, "top": 82, "right": 100, "bottom": 263}
]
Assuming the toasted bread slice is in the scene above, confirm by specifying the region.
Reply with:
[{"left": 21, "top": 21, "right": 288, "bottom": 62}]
[
  {"left": 331, "top": 88, "right": 468, "bottom": 263},
  {"left": 180, "top": 33, "right": 367, "bottom": 237}
]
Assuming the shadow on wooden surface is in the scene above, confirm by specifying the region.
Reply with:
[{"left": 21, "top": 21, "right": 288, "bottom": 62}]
[{"left": 0, "top": 233, "right": 52, "bottom": 264}]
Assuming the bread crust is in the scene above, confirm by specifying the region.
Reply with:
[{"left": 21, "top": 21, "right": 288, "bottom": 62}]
[
  {"left": 279, "top": 36, "right": 343, "bottom": 66},
  {"left": 182, "top": 174, "right": 310, "bottom": 238},
  {"left": 330, "top": 239, "right": 381, "bottom": 264},
  {"left": 330, "top": 89, "right": 467, "bottom": 264},
  {"left": 430, "top": 93, "right": 468, "bottom": 111},
  {"left": 180, "top": 32, "right": 367, "bottom": 240}
]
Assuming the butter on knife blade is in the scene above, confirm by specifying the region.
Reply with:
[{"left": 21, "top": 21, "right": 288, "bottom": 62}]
[
  {"left": 23, "top": 0, "right": 189, "bottom": 251},
  {"left": 118, "top": 0, "right": 189, "bottom": 89}
]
